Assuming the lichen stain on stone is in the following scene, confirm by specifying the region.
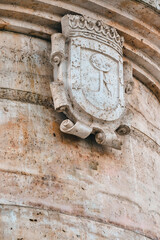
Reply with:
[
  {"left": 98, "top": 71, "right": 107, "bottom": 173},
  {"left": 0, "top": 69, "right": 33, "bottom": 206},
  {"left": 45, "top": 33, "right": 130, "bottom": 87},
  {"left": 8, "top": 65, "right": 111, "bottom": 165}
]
[
  {"left": 0, "top": 114, "right": 30, "bottom": 150},
  {"left": 51, "top": 121, "right": 62, "bottom": 140},
  {"left": 0, "top": 120, "right": 19, "bottom": 149},
  {"left": 89, "top": 161, "right": 99, "bottom": 170},
  {"left": 19, "top": 116, "right": 29, "bottom": 147},
  {"left": 119, "top": 0, "right": 133, "bottom": 8},
  {"left": 51, "top": 120, "right": 81, "bottom": 148},
  {"left": 0, "top": 19, "right": 9, "bottom": 30}
]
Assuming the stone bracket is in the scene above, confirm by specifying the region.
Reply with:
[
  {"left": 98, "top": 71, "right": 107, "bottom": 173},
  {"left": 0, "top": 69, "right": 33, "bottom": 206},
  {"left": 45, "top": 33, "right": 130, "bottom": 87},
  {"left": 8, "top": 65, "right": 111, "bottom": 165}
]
[{"left": 124, "top": 61, "right": 134, "bottom": 94}]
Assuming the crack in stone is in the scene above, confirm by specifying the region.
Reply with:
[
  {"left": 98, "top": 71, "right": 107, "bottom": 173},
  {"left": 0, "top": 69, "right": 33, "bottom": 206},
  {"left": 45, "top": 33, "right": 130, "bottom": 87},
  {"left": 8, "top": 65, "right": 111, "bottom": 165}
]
[{"left": 100, "top": 190, "right": 142, "bottom": 211}]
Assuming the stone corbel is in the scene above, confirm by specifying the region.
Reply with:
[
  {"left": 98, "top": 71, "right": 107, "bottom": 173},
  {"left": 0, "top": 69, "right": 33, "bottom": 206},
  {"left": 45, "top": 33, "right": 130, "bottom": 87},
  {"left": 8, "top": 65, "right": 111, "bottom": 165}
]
[
  {"left": 60, "top": 119, "right": 92, "bottom": 139},
  {"left": 124, "top": 61, "right": 134, "bottom": 94},
  {"left": 95, "top": 131, "right": 122, "bottom": 150},
  {"left": 50, "top": 33, "right": 68, "bottom": 112}
]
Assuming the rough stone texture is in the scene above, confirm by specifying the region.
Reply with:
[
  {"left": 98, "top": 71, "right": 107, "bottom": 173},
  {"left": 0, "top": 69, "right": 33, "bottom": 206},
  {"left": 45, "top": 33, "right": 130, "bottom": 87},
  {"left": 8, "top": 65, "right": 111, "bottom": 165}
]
[
  {"left": 0, "top": 31, "right": 52, "bottom": 97},
  {"left": 0, "top": 89, "right": 160, "bottom": 239},
  {"left": 0, "top": 78, "right": 160, "bottom": 239},
  {"left": 0, "top": 205, "right": 149, "bottom": 240},
  {"left": 0, "top": 1, "right": 159, "bottom": 240}
]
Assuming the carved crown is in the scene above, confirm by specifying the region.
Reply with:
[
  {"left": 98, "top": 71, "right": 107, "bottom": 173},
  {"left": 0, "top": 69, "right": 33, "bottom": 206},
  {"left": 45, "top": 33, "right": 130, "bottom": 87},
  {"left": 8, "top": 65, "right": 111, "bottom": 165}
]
[{"left": 61, "top": 15, "right": 124, "bottom": 55}]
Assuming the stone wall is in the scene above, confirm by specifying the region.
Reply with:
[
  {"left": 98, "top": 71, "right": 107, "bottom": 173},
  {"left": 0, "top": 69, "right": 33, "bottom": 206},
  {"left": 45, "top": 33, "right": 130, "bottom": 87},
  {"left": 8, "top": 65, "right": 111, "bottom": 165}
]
[{"left": 0, "top": 1, "right": 159, "bottom": 240}]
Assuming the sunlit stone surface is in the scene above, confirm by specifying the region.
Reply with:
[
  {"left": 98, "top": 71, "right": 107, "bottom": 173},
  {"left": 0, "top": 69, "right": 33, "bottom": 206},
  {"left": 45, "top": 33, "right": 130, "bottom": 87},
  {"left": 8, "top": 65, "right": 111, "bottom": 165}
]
[{"left": 0, "top": 1, "right": 159, "bottom": 239}]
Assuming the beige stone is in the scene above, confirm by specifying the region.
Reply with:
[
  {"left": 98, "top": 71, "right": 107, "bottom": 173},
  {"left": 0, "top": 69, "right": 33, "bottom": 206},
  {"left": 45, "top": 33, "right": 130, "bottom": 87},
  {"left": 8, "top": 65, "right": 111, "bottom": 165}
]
[
  {"left": 0, "top": 205, "right": 150, "bottom": 240},
  {"left": 0, "top": 1, "right": 159, "bottom": 239}
]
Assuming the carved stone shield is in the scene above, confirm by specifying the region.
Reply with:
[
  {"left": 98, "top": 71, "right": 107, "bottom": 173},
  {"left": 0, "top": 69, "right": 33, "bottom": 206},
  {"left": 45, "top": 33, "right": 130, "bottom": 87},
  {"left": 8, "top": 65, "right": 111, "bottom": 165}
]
[
  {"left": 50, "top": 15, "right": 130, "bottom": 149},
  {"left": 69, "top": 36, "right": 124, "bottom": 121}
]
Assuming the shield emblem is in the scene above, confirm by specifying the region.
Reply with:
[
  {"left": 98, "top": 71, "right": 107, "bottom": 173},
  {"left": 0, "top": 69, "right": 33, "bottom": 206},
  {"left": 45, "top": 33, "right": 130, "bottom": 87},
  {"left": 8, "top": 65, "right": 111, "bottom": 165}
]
[
  {"left": 50, "top": 15, "right": 129, "bottom": 149},
  {"left": 68, "top": 37, "right": 125, "bottom": 121}
]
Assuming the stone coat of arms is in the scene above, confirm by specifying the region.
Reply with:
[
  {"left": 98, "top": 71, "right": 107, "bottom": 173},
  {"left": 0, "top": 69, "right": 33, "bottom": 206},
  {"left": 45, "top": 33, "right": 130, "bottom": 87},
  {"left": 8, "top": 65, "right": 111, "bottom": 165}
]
[{"left": 50, "top": 15, "right": 131, "bottom": 149}]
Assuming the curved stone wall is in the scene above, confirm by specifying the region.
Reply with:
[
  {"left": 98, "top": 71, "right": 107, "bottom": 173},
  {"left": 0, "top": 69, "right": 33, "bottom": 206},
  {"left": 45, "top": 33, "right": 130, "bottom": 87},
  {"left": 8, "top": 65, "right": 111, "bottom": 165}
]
[{"left": 0, "top": 1, "right": 159, "bottom": 240}]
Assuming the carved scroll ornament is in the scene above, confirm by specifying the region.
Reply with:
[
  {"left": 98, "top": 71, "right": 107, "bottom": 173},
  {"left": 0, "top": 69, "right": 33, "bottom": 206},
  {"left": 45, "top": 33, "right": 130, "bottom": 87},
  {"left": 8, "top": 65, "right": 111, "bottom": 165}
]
[{"left": 50, "top": 15, "right": 132, "bottom": 150}]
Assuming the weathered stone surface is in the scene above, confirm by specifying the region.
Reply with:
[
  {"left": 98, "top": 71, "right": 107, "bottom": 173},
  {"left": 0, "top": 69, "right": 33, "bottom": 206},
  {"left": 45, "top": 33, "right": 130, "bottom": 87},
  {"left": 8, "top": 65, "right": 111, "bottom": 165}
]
[
  {"left": 0, "top": 0, "right": 159, "bottom": 98},
  {"left": 0, "top": 31, "right": 52, "bottom": 97},
  {"left": 128, "top": 78, "right": 160, "bottom": 145},
  {"left": 0, "top": 205, "right": 149, "bottom": 240},
  {"left": 0, "top": 78, "right": 160, "bottom": 239},
  {"left": 0, "top": 1, "right": 159, "bottom": 239}
]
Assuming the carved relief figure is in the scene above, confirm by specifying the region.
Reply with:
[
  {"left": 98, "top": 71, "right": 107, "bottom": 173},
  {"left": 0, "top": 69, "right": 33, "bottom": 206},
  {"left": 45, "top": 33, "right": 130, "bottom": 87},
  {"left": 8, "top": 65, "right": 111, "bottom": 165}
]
[{"left": 50, "top": 15, "right": 131, "bottom": 149}]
